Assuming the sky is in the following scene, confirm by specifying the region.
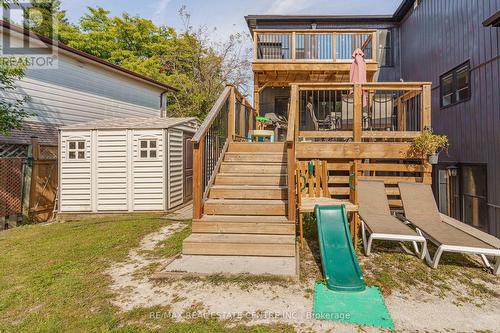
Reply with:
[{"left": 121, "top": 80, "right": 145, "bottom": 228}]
[{"left": 59, "top": 0, "right": 404, "bottom": 41}]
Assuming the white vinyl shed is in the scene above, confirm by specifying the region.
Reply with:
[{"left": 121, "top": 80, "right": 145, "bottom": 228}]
[{"left": 58, "top": 117, "right": 199, "bottom": 213}]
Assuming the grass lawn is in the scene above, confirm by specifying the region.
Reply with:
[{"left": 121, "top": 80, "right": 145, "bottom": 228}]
[{"left": 0, "top": 215, "right": 293, "bottom": 333}]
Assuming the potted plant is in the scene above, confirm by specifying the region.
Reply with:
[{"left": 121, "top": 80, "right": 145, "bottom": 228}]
[{"left": 409, "top": 129, "right": 449, "bottom": 164}]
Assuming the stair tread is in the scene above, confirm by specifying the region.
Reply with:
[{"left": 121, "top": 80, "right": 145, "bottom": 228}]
[
  {"left": 222, "top": 162, "right": 287, "bottom": 165},
  {"left": 195, "top": 215, "right": 291, "bottom": 223},
  {"left": 205, "top": 199, "right": 287, "bottom": 205},
  {"left": 185, "top": 233, "right": 295, "bottom": 244},
  {"left": 217, "top": 173, "right": 287, "bottom": 177},
  {"left": 225, "top": 152, "right": 286, "bottom": 155},
  {"left": 211, "top": 185, "right": 287, "bottom": 189}
]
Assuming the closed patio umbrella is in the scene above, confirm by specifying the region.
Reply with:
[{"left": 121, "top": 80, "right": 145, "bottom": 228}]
[
  {"left": 349, "top": 48, "right": 368, "bottom": 108},
  {"left": 349, "top": 48, "right": 367, "bottom": 83}
]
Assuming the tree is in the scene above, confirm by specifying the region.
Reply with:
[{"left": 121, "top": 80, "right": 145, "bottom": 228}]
[
  {"left": 24, "top": 0, "right": 78, "bottom": 43},
  {"left": 55, "top": 6, "right": 251, "bottom": 119},
  {"left": 0, "top": 1, "right": 30, "bottom": 135}
]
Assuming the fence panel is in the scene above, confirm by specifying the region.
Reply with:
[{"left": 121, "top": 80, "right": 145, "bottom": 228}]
[
  {"left": 29, "top": 144, "right": 58, "bottom": 222},
  {"left": 0, "top": 158, "right": 23, "bottom": 218}
]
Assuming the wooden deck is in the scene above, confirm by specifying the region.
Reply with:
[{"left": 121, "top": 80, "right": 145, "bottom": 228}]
[{"left": 184, "top": 81, "right": 433, "bottom": 273}]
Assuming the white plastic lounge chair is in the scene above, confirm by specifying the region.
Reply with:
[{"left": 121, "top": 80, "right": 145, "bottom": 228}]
[
  {"left": 399, "top": 182, "right": 500, "bottom": 275},
  {"left": 357, "top": 179, "right": 426, "bottom": 257}
]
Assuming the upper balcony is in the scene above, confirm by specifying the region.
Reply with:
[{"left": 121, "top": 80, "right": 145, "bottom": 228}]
[{"left": 252, "top": 29, "right": 379, "bottom": 79}]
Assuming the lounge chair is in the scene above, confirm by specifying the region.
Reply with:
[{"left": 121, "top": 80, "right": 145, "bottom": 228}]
[
  {"left": 399, "top": 182, "right": 500, "bottom": 275},
  {"left": 357, "top": 180, "right": 426, "bottom": 257}
]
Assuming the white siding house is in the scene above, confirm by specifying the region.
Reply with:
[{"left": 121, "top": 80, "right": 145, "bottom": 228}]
[
  {"left": 59, "top": 118, "right": 199, "bottom": 213},
  {"left": 0, "top": 21, "right": 177, "bottom": 146}
]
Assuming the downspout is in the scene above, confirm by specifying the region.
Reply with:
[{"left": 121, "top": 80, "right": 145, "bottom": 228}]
[{"left": 160, "top": 91, "right": 168, "bottom": 118}]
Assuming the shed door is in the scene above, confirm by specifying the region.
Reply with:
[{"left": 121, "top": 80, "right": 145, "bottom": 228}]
[{"left": 183, "top": 133, "right": 193, "bottom": 202}]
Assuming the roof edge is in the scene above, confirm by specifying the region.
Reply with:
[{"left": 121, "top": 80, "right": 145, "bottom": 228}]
[
  {"left": 245, "top": 0, "right": 415, "bottom": 31},
  {"left": 60, "top": 117, "right": 199, "bottom": 130}
]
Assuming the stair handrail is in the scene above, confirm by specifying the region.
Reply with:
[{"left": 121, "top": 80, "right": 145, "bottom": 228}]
[
  {"left": 286, "top": 84, "right": 299, "bottom": 222},
  {"left": 192, "top": 84, "right": 256, "bottom": 219},
  {"left": 192, "top": 85, "right": 232, "bottom": 144}
]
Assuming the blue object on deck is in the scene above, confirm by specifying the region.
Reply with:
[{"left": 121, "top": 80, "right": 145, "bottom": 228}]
[{"left": 314, "top": 204, "right": 365, "bottom": 292}]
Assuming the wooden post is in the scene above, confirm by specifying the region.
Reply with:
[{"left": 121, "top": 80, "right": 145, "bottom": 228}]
[
  {"left": 372, "top": 31, "right": 378, "bottom": 62},
  {"left": 291, "top": 32, "right": 296, "bottom": 61},
  {"left": 228, "top": 86, "right": 236, "bottom": 142},
  {"left": 287, "top": 142, "right": 296, "bottom": 222},
  {"left": 253, "top": 31, "right": 258, "bottom": 61},
  {"left": 254, "top": 80, "right": 260, "bottom": 116},
  {"left": 349, "top": 161, "right": 360, "bottom": 205},
  {"left": 349, "top": 160, "right": 361, "bottom": 249},
  {"left": 397, "top": 96, "right": 407, "bottom": 131},
  {"left": 332, "top": 32, "right": 337, "bottom": 61},
  {"left": 422, "top": 160, "right": 432, "bottom": 185},
  {"left": 421, "top": 84, "right": 432, "bottom": 130},
  {"left": 192, "top": 139, "right": 204, "bottom": 220},
  {"left": 353, "top": 84, "right": 362, "bottom": 142},
  {"left": 21, "top": 139, "right": 38, "bottom": 223},
  {"left": 287, "top": 84, "right": 299, "bottom": 223},
  {"left": 239, "top": 98, "right": 246, "bottom": 138}
]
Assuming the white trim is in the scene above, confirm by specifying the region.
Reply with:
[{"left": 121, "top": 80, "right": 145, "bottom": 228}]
[
  {"left": 127, "top": 129, "right": 134, "bottom": 212},
  {"left": 162, "top": 129, "right": 168, "bottom": 211},
  {"left": 415, "top": 228, "right": 500, "bottom": 275},
  {"left": 361, "top": 220, "right": 426, "bottom": 259},
  {"left": 90, "top": 130, "right": 98, "bottom": 212},
  {"left": 65, "top": 136, "right": 88, "bottom": 161}
]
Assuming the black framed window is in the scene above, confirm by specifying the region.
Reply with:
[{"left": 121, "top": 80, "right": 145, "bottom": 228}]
[{"left": 440, "top": 61, "right": 470, "bottom": 108}]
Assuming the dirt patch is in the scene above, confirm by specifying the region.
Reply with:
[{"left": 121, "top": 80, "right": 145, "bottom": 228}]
[{"left": 107, "top": 220, "right": 500, "bottom": 332}]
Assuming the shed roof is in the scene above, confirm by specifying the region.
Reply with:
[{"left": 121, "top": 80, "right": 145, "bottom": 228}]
[{"left": 61, "top": 117, "right": 199, "bottom": 130}]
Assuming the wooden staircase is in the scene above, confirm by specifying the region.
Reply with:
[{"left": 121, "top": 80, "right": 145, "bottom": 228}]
[{"left": 183, "top": 142, "right": 296, "bottom": 257}]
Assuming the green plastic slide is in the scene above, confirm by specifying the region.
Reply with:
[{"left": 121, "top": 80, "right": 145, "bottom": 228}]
[{"left": 315, "top": 205, "right": 366, "bottom": 292}]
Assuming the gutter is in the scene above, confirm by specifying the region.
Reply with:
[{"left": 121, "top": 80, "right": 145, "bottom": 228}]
[{"left": 160, "top": 90, "right": 169, "bottom": 118}]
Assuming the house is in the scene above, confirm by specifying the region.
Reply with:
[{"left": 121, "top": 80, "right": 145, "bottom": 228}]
[
  {"left": 0, "top": 21, "right": 178, "bottom": 222},
  {"left": 58, "top": 117, "right": 199, "bottom": 213},
  {"left": 244, "top": 0, "right": 500, "bottom": 238},
  {"left": 0, "top": 20, "right": 178, "bottom": 150},
  {"left": 178, "top": 0, "right": 499, "bottom": 275}
]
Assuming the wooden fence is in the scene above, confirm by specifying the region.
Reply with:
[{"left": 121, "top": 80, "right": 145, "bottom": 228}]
[
  {"left": 0, "top": 158, "right": 23, "bottom": 229},
  {"left": 0, "top": 139, "right": 58, "bottom": 227},
  {"left": 24, "top": 139, "right": 58, "bottom": 222}
]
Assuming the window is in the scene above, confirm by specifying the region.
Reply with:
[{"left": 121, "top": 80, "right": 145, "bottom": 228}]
[
  {"left": 440, "top": 61, "right": 470, "bottom": 108},
  {"left": 460, "top": 165, "right": 488, "bottom": 232},
  {"left": 379, "top": 29, "right": 393, "bottom": 67},
  {"left": 139, "top": 140, "right": 157, "bottom": 159},
  {"left": 68, "top": 140, "right": 85, "bottom": 160}
]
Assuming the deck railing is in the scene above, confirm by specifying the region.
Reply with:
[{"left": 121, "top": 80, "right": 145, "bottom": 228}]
[
  {"left": 192, "top": 85, "right": 256, "bottom": 219},
  {"left": 294, "top": 82, "right": 432, "bottom": 142},
  {"left": 286, "top": 85, "right": 299, "bottom": 222},
  {"left": 254, "top": 29, "right": 377, "bottom": 63}
]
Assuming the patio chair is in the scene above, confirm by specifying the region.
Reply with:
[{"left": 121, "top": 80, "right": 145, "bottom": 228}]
[
  {"left": 357, "top": 180, "right": 426, "bottom": 257},
  {"left": 399, "top": 182, "right": 500, "bottom": 275}
]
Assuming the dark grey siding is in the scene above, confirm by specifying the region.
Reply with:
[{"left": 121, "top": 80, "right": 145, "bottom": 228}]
[{"left": 399, "top": 0, "right": 500, "bottom": 236}]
